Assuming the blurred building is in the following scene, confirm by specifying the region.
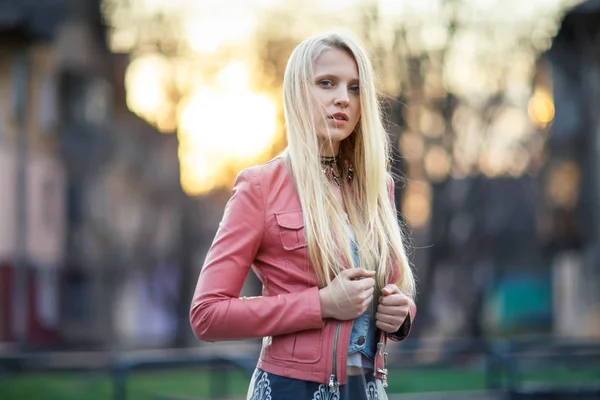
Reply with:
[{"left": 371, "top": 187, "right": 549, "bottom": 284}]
[
  {"left": 0, "top": 0, "right": 186, "bottom": 350},
  {"left": 536, "top": 0, "right": 600, "bottom": 338},
  {"left": 0, "top": 0, "right": 70, "bottom": 347}
]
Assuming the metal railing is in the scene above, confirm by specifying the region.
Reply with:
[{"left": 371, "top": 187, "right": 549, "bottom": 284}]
[
  {"left": 111, "top": 353, "right": 257, "bottom": 400},
  {"left": 1, "top": 338, "right": 599, "bottom": 400},
  {"left": 488, "top": 339, "right": 600, "bottom": 399}
]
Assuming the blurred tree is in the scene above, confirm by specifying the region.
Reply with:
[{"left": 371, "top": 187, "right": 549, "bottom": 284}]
[{"left": 353, "top": 0, "right": 580, "bottom": 340}]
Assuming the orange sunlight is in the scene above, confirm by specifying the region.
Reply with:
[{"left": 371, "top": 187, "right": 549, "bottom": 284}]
[
  {"left": 177, "top": 62, "right": 277, "bottom": 195},
  {"left": 115, "top": 0, "right": 573, "bottom": 198},
  {"left": 528, "top": 88, "right": 555, "bottom": 129},
  {"left": 125, "top": 54, "right": 170, "bottom": 122}
]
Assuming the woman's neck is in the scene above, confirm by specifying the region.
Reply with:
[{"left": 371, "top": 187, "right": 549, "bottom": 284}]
[{"left": 318, "top": 140, "right": 340, "bottom": 157}]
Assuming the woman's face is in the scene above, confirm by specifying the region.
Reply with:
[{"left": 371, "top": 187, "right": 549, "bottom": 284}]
[{"left": 309, "top": 48, "right": 361, "bottom": 156}]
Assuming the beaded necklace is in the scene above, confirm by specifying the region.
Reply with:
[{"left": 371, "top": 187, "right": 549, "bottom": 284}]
[{"left": 320, "top": 156, "right": 354, "bottom": 185}]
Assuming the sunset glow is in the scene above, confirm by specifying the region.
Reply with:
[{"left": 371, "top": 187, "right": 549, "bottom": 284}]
[
  {"left": 178, "top": 62, "right": 277, "bottom": 195},
  {"left": 109, "top": 0, "right": 575, "bottom": 198}
]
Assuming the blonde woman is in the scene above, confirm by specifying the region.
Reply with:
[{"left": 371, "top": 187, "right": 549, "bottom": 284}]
[{"left": 190, "top": 31, "right": 417, "bottom": 400}]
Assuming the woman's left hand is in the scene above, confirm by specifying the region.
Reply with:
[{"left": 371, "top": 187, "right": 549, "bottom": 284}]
[{"left": 375, "top": 284, "right": 410, "bottom": 333}]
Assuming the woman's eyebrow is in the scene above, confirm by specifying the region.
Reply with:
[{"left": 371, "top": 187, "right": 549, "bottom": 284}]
[{"left": 315, "top": 73, "right": 338, "bottom": 80}]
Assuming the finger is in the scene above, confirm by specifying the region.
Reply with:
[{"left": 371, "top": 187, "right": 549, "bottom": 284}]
[
  {"left": 377, "top": 304, "right": 409, "bottom": 317},
  {"left": 376, "top": 311, "right": 403, "bottom": 326},
  {"left": 381, "top": 284, "right": 400, "bottom": 296},
  {"left": 379, "top": 293, "right": 410, "bottom": 306},
  {"left": 358, "top": 288, "right": 374, "bottom": 306},
  {"left": 361, "top": 293, "right": 374, "bottom": 310},
  {"left": 376, "top": 320, "right": 400, "bottom": 334},
  {"left": 358, "top": 277, "right": 375, "bottom": 290},
  {"left": 349, "top": 277, "right": 374, "bottom": 291},
  {"left": 343, "top": 268, "right": 376, "bottom": 280}
]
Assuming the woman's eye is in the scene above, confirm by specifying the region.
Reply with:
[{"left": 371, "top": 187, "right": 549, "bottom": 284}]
[
  {"left": 350, "top": 86, "right": 360, "bottom": 93},
  {"left": 319, "top": 80, "right": 333, "bottom": 88}
]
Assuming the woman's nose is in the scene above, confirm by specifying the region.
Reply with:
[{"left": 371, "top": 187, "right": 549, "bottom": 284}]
[{"left": 334, "top": 89, "right": 349, "bottom": 107}]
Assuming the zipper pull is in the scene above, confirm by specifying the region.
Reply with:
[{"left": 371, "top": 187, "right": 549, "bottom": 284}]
[
  {"left": 328, "top": 374, "right": 339, "bottom": 394},
  {"left": 376, "top": 342, "right": 389, "bottom": 388},
  {"left": 382, "top": 350, "right": 389, "bottom": 387}
]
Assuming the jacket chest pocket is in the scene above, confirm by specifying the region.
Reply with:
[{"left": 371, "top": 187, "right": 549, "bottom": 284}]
[{"left": 275, "top": 211, "right": 307, "bottom": 251}]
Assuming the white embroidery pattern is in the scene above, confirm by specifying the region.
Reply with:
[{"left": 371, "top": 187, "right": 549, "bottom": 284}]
[
  {"left": 248, "top": 370, "right": 272, "bottom": 400},
  {"left": 247, "top": 369, "right": 383, "bottom": 400},
  {"left": 365, "top": 381, "right": 380, "bottom": 400},
  {"left": 311, "top": 384, "right": 340, "bottom": 400}
]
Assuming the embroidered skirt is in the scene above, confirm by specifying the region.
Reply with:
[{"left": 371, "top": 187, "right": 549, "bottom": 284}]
[{"left": 246, "top": 368, "right": 384, "bottom": 400}]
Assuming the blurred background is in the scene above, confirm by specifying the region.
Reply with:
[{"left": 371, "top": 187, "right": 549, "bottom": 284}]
[{"left": 0, "top": 0, "right": 599, "bottom": 399}]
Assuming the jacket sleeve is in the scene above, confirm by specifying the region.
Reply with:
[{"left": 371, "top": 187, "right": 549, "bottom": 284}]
[
  {"left": 386, "top": 174, "right": 417, "bottom": 342},
  {"left": 190, "top": 169, "right": 324, "bottom": 342}
]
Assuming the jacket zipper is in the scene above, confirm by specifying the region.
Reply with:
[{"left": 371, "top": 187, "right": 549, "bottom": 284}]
[
  {"left": 328, "top": 321, "right": 342, "bottom": 394},
  {"left": 376, "top": 339, "right": 389, "bottom": 387}
]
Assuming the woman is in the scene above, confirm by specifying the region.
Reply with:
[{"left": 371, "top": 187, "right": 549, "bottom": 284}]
[{"left": 190, "top": 30, "right": 417, "bottom": 400}]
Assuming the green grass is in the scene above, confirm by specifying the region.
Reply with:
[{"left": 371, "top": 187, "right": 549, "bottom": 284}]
[
  {"left": 1, "top": 366, "right": 598, "bottom": 400},
  {"left": 0, "top": 369, "right": 250, "bottom": 400},
  {"left": 388, "top": 367, "right": 600, "bottom": 393}
]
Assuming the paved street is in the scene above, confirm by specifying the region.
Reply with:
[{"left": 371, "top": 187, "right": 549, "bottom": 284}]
[{"left": 390, "top": 391, "right": 501, "bottom": 400}]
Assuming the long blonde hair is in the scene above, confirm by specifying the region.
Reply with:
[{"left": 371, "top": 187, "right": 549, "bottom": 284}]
[{"left": 282, "top": 30, "right": 415, "bottom": 298}]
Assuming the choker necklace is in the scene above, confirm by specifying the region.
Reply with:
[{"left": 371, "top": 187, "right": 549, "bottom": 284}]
[{"left": 320, "top": 156, "right": 354, "bottom": 185}]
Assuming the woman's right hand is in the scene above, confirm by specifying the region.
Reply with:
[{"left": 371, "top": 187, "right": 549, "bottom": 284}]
[{"left": 318, "top": 268, "right": 376, "bottom": 320}]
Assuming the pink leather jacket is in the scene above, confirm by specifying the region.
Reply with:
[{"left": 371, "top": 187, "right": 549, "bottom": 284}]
[{"left": 190, "top": 156, "right": 416, "bottom": 388}]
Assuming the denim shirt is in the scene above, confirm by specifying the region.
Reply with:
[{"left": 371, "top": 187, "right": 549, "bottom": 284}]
[{"left": 346, "top": 238, "right": 379, "bottom": 362}]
